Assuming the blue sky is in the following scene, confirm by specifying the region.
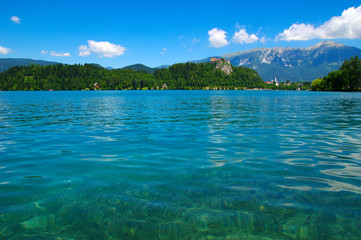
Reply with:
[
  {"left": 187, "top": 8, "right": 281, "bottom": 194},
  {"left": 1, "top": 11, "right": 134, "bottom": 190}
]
[{"left": 1, "top": 0, "right": 361, "bottom": 68}]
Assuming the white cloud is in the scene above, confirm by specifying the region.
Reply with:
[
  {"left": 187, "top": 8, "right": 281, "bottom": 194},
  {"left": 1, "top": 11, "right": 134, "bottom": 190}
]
[
  {"left": 278, "top": 5, "right": 361, "bottom": 41},
  {"left": 160, "top": 48, "right": 167, "bottom": 55},
  {"left": 0, "top": 46, "right": 12, "bottom": 55},
  {"left": 192, "top": 38, "right": 200, "bottom": 45},
  {"left": 259, "top": 36, "right": 267, "bottom": 44},
  {"left": 278, "top": 23, "right": 320, "bottom": 41},
  {"left": 42, "top": 50, "right": 70, "bottom": 57},
  {"left": 78, "top": 45, "right": 91, "bottom": 57},
  {"left": 232, "top": 28, "right": 259, "bottom": 44},
  {"left": 79, "top": 40, "right": 126, "bottom": 58},
  {"left": 208, "top": 28, "right": 229, "bottom": 48},
  {"left": 10, "top": 16, "right": 21, "bottom": 24},
  {"left": 50, "top": 51, "right": 71, "bottom": 57},
  {"left": 180, "top": 37, "right": 200, "bottom": 49}
]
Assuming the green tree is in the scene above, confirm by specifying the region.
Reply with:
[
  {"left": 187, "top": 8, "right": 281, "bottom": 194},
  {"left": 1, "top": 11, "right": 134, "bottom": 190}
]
[
  {"left": 311, "top": 78, "right": 326, "bottom": 91},
  {"left": 339, "top": 56, "right": 361, "bottom": 91},
  {"left": 311, "top": 56, "right": 361, "bottom": 91},
  {"left": 324, "top": 70, "right": 344, "bottom": 91}
]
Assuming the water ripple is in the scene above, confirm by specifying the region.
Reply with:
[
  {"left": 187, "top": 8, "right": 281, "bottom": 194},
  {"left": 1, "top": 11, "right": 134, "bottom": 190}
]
[{"left": 1, "top": 91, "right": 361, "bottom": 239}]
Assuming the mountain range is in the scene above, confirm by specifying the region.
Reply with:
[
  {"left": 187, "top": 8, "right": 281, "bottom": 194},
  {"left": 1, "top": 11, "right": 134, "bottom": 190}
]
[
  {"left": 122, "top": 63, "right": 157, "bottom": 73},
  {"left": 0, "top": 58, "right": 160, "bottom": 74},
  {"left": 198, "top": 41, "right": 361, "bottom": 82},
  {"left": 1, "top": 41, "right": 361, "bottom": 82},
  {"left": 0, "top": 58, "right": 59, "bottom": 72}
]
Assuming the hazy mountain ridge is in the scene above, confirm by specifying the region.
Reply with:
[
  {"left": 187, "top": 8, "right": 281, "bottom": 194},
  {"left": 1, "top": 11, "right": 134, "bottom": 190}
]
[
  {"left": 218, "top": 41, "right": 361, "bottom": 82},
  {"left": 0, "top": 58, "right": 60, "bottom": 72},
  {"left": 122, "top": 64, "right": 157, "bottom": 74},
  {"left": 0, "top": 59, "right": 161, "bottom": 74}
]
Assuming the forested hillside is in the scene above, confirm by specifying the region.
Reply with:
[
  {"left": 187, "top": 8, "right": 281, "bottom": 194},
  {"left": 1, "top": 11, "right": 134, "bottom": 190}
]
[
  {"left": 122, "top": 64, "right": 157, "bottom": 74},
  {"left": 0, "top": 58, "right": 59, "bottom": 72},
  {"left": 0, "top": 62, "right": 264, "bottom": 91},
  {"left": 311, "top": 56, "right": 361, "bottom": 91}
]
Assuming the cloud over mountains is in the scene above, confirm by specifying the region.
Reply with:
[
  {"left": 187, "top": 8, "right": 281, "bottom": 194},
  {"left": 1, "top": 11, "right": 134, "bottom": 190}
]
[
  {"left": 208, "top": 5, "right": 361, "bottom": 48},
  {"left": 0, "top": 46, "right": 12, "bottom": 55},
  {"left": 208, "top": 28, "right": 229, "bottom": 48},
  {"left": 41, "top": 50, "right": 71, "bottom": 57},
  {"left": 278, "top": 5, "right": 361, "bottom": 41},
  {"left": 208, "top": 27, "right": 261, "bottom": 48},
  {"left": 232, "top": 28, "right": 259, "bottom": 44},
  {"left": 79, "top": 40, "right": 126, "bottom": 58}
]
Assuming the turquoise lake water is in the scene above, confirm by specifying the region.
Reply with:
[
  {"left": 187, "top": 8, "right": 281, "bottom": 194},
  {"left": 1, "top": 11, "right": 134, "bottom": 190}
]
[{"left": 1, "top": 90, "right": 361, "bottom": 240}]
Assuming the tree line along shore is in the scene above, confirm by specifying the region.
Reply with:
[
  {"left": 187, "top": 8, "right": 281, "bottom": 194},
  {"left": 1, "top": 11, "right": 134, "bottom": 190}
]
[
  {"left": 0, "top": 61, "right": 309, "bottom": 91},
  {"left": 1, "top": 56, "right": 360, "bottom": 92},
  {"left": 311, "top": 56, "right": 361, "bottom": 91}
]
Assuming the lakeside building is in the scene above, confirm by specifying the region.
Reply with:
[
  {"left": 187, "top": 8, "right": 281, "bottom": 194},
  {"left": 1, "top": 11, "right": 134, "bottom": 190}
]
[
  {"left": 94, "top": 82, "right": 100, "bottom": 90},
  {"left": 210, "top": 58, "right": 231, "bottom": 64},
  {"left": 271, "top": 76, "right": 279, "bottom": 86}
]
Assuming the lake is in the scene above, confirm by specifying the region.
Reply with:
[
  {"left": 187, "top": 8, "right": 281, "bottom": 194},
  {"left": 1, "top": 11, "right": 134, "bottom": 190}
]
[{"left": 1, "top": 90, "right": 361, "bottom": 240}]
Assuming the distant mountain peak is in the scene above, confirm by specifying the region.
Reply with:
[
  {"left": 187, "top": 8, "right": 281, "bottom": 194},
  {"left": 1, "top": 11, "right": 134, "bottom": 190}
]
[
  {"left": 222, "top": 41, "right": 348, "bottom": 58},
  {"left": 122, "top": 63, "right": 156, "bottom": 74},
  {"left": 309, "top": 41, "right": 346, "bottom": 49},
  {"left": 0, "top": 58, "right": 60, "bottom": 72},
  {"left": 207, "top": 41, "right": 361, "bottom": 82}
]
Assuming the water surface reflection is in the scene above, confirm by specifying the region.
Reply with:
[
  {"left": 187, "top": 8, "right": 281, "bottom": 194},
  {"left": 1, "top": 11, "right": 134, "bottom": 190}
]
[{"left": 0, "top": 91, "right": 361, "bottom": 239}]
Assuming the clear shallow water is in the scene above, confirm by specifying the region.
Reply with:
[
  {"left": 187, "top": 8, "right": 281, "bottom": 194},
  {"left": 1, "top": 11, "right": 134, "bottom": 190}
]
[{"left": 1, "top": 90, "right": 361, "bottom": 240}]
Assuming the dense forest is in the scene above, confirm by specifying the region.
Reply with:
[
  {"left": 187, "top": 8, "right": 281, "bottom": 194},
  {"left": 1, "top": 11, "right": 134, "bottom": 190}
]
[
  {"left": 0, "top": 62, "right": 267, "bottom": 91},
  {"left": 311, "top": 56, "right": 361, "bottom": 91}
]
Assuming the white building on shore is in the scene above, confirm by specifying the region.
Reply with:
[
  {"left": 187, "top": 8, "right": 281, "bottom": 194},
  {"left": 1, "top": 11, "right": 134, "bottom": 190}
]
[{"left": 271, "top": 76, "right": 279, "bottom": 86}]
